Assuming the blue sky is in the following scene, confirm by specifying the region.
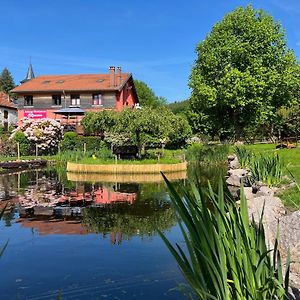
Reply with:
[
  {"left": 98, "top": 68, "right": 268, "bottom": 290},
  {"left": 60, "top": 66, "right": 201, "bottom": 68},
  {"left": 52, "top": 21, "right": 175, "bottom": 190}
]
[{"left": 0, "top": 0, "right": 299, "bottom": 102}]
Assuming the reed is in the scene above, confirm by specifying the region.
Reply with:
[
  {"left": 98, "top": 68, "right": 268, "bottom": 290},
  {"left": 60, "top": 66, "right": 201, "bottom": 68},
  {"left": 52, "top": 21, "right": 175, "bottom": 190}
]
[
  {"left": 250, "top": 154, "right": 284, "bottom": 187},
  {"left": 234, "top": 146, "right": 252, "bottom": 168},
  {"left": 159, "top": 177, "right": 290, "bottom": 299}
]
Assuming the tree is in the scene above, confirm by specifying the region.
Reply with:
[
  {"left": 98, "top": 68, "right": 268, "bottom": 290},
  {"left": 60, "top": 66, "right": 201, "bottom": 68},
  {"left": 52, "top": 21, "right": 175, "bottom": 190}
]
[
  {"left": 0, "top": 68, "right": 15, "bottom": 95},
  {"left": 134, "top": 80, "right": 167, "bottom": 107},
  {"left": 189, "top": 6, "right": 300, "bottom": 140},
  {"left": 82, "top": 110, "right": 116, "bottom": 136},
  {"left": 167, "top": 99, "right": 189, "bottom": 114}
]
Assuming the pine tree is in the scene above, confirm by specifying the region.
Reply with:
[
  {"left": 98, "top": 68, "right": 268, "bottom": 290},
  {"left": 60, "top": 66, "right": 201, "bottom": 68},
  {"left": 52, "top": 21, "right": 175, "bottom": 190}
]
[{"left": 0, "top": 68, "right": 15, "bottom": 95}]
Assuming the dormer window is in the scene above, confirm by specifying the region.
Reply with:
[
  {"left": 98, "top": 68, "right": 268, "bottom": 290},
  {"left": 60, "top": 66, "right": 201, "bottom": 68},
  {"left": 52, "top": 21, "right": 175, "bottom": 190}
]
[
  {"left": 92, "top": 94, "right": 102, "bottom": 106},
  {"left": 24, "top": 95, "right": 33, "bottom": 106}
]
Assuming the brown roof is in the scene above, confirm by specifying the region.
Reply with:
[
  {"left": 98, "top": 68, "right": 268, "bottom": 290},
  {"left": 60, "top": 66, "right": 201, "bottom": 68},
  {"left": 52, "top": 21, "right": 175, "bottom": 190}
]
[
  {"left": 12, "top": 73, "right": 132, "bottom": 93},
  {"left": 0, "top": 92, "right": 16, "bottom": 109}
]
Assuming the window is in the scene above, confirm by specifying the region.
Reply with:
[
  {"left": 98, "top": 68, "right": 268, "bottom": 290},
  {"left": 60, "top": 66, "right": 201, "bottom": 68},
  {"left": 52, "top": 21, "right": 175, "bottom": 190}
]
[
  {"left": 52, "top": 95, "right": 62, "bottom": 106},
  {"left": 71, "top": 94, "right": 80, "bottom": 106},
  {"left": 24, "top": 95, "right": 33, "bottom": 106},
  {"left": 92, "top": 94, "right": 102, "bottom": 105}
]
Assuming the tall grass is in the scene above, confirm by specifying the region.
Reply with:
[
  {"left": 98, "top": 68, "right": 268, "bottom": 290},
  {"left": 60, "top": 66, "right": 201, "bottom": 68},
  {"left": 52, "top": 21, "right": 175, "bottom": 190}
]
[
  {"left": 186, "top": 144, "right": 229, "bottom": 164},
  {"left": 159, "top": 177, "right": 290, "bottom": 299},
  {"left": 234, "top": 146, "right": 252, "bottom": 168},
  {"left": 250, "top": 154, "right": 284, "bottom": 187}
]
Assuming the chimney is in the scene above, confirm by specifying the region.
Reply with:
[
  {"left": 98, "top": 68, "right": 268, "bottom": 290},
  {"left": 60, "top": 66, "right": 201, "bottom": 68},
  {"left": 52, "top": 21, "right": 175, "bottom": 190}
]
[
  {"left": 109, "top": 66, "right": 115, "bottom": 87},
  {"left": 116, "top": 66, "right": 122, "bottom": 86}
]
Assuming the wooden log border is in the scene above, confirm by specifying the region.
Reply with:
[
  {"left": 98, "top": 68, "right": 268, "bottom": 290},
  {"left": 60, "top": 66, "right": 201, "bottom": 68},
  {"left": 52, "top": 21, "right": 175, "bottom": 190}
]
[
  {"left": 67, "top": 161, "right": 187, "bottom": 174},
  {"left": 67, "top": 170, "right": 187, "bottom": 183}
]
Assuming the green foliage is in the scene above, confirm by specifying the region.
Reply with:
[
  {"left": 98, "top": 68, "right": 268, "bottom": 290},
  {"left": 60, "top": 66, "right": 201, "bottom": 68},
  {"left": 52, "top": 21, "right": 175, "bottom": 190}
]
[
  {"left": 186, "top": 143, "right": 229, "bottom": 163},
  {"left": 0, "top": 68, "right": 15, "bottom": 95},
  {"left": 189, "top": 6, "right": 300, "bottom": 140},
  {"left": 59, "top": 132, "right": 79, "bottom": 151},
  {"left": 83, "top": 199, "right": 176, "bottom": 239},
  {"left": 13, "top": 131, "right": 30, "bottom": 155},
  {"left": 250, "top": 154, "right": 284, "bottom": 187},
  {"left": 81, "top": 110, "right": 116, "bottom": 135},
  {"left": 159, "top": 177, "right": 290, "bottom": 299},
  {"left": 82, "top": 107, "right": 192, "bottom": 155},
  {"left": 234, "top": 146, "right": 252, "bottom": 168},
  {"left": 134, "top": 80, "right": 167, "bottom": 107},
  {"left": 167, "top": 99, "right": 190, "bottom": 114}
]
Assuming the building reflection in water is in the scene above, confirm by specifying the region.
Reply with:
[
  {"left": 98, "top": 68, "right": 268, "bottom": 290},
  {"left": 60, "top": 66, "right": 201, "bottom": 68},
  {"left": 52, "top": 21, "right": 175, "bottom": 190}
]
[{"left": 0, "top": 168, "right": 178, "bottom": 244}]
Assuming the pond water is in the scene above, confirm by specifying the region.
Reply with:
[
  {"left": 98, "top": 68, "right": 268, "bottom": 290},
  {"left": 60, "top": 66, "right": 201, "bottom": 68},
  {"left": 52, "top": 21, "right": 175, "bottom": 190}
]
[{"left": 0, "top": 164, "right": 226, "bottom": 300}]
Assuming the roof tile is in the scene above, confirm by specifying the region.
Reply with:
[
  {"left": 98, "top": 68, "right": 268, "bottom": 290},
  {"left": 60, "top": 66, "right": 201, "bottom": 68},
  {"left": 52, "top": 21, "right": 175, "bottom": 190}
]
[{"left": 12, "top": 73, "right": 131, "bottom": 93}]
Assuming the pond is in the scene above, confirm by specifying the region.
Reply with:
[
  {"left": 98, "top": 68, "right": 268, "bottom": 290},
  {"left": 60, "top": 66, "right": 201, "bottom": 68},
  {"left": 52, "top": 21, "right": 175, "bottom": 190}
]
[{"left": 0, "top": 164, "right": 226, "bottom": 299}]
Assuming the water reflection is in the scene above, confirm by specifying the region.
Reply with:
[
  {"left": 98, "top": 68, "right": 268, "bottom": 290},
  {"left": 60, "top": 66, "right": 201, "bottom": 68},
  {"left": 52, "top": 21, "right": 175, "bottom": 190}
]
[{"left": 0, "top": 168, "right": 178, "bottom": 244}]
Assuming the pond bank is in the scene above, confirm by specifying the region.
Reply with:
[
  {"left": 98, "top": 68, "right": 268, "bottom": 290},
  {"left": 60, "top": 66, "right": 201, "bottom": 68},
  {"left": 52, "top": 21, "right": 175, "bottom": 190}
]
[{"left": 226, "top": 154, "right": 300, "bottom": 292}]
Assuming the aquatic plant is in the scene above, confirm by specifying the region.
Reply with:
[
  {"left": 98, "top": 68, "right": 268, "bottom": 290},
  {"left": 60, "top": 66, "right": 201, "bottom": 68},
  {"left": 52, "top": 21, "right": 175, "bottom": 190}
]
[
  {"left": 250, "top": 154, "right": 284, "bottom": 187},
  {"left": 186, "top": 144, "right": 229, "bottom": 164},
  {"left": 159, "top": 177, "right": 290, "bottom": 299},
  {"left": 234, "top": 146, "right": 252, "bottom": 168}
]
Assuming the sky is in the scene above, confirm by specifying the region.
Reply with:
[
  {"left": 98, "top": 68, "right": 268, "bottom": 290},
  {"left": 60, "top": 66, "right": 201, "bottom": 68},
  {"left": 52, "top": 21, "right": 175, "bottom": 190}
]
[{"left": 0, "top": 0, "right": 299, "bottom": 102}]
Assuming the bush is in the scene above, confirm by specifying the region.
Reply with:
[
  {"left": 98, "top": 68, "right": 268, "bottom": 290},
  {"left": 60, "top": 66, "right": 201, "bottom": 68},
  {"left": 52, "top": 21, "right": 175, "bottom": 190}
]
[
  {"left": 0, "top": 138, "right": 17, "bottom": 156},
  {"left": 81, "top": 136, "right": 104, "bottom": 151},
  {"left": 11, "top": 118, "right": 63, "bottom": 155},
  {"left": 60, "top": 132, "right": 79, "bottom": 151},
  {"left": 13, "top": 131, "right": 30, "bottom": 156}
]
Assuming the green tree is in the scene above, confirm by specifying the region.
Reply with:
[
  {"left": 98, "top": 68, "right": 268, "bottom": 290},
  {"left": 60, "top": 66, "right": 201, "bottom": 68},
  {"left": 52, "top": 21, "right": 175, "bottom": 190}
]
[
  {"left": 134, "top": 80, "right": 167, "bottom": 107},
  {"left": 189, "top": 6, "right": 300, "bottom": 140},
  {"left": 167, "top": 99, "right": 189, "bottom": 114},
  {"left": 0, "top": 68, "right": 15, "bottom": 95},
  {"left": 82, "top": 110, "right": 116, "bottom": 135}
]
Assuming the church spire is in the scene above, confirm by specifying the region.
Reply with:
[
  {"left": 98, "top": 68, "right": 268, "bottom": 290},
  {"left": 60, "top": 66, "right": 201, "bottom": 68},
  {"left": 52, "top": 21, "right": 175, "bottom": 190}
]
[{"left": 21, "top": 61, "right": 35, "bottom": 84}]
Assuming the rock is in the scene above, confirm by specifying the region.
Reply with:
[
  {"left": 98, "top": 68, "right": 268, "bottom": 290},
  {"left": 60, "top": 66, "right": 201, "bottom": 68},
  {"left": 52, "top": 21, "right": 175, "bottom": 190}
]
[
  {"left": 229, "top": 159, "right": 240, "bottom": 169},
  {"left": 239, "top": 186, "right": 254, "bottom": 200},
  {"left": 256, "top": 186, "right": 275, "bottom": 197},
  {"left": 227, "top": 185, "right": 240, "bottom": 199},
  {"left": 228, "top": 155, "right": 236, "bottom": 161},
  {"left": 228, "top": 168, "right": 247, "bottom": 177},
  {"left": 226, "top": 175, "right": 241, "bottom": 187}
]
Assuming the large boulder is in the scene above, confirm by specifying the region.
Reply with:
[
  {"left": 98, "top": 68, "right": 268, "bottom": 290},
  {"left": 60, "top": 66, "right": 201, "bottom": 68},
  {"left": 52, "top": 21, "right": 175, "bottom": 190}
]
[{"left": 247, "top": 196, "right": 300, "bottom": 290}]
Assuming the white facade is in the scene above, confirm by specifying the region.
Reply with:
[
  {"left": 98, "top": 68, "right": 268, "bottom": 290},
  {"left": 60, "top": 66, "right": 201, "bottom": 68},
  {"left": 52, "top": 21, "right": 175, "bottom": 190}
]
[{"left": 0, "top": 107, "right": 17, "bottom": 129}]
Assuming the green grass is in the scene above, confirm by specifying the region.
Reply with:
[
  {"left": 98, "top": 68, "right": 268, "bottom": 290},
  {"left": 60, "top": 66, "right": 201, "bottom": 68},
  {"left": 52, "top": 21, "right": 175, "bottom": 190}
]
[{"left": 76, "top": 156, "right": 181, "bottom": 165}]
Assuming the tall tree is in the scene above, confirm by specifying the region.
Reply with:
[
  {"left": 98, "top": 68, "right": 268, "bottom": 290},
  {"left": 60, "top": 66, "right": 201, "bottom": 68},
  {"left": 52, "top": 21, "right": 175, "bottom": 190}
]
[
  {"left": 134, "top": 80, "right": 167, "bottom": 107},
  {"left": 189, "top": 6, "right": 300, "bottom": 140},
  {"left": 0, "top": 68, "right": 15, "bottom": 95}
]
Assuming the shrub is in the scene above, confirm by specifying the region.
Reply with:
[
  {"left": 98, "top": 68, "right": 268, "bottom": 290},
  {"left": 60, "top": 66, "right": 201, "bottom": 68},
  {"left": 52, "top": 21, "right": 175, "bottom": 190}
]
[
  {"left": 159, "top": 177, "right": 290, "bottom": 299},
  {"left": 0, "top": 138, "right": 17, "bottom": 156},
  {"left": 81, "top": 136, "right": 104, "bottom": 151},
  {"left": 11, "top": 118, "right": 63, "bottom": 155},
  {"left": 13, "top": 131, "right": 30, "bottom": 155},
  {"left": 60, "top": 132, "right": 79, "bottom": 151}
]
